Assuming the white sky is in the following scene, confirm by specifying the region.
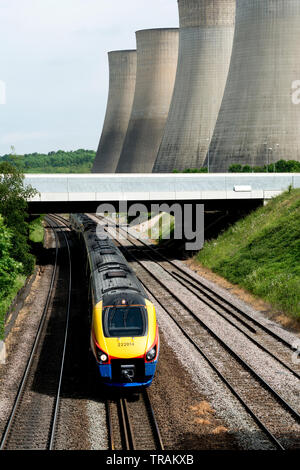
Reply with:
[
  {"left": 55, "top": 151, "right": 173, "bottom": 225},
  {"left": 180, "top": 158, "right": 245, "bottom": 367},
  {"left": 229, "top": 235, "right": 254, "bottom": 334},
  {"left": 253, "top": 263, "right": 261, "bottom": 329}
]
[{"left": 0, "top": 0, "right": 179, "bottom": 155}]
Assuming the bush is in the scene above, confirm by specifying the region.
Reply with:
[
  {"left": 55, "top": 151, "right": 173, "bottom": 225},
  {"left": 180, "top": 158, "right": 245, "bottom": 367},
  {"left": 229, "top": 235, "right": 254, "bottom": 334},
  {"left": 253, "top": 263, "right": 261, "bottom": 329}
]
[
  {"left": 172, "top": 168, "right": 208, "bottom": 173},
  {"left": 228, "top": 160, "right": 300, "bottom": 173},
  {"left": 0, "top": 162, "right": 37, "bottom": 276},
  {"left": 0, "top": 215, "right": 22, "bottom": 296}
]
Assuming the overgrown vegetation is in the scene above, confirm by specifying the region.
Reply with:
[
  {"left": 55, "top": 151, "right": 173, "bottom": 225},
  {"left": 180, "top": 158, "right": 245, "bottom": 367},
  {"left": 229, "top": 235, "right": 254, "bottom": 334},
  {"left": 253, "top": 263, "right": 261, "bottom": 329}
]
[
  {"left": 29, "top": 215, "right": 45, "bottom": 244},
  {"left": 172, "top": 168, "right": 208, "bottom": 173},
  {"left": 0, "top": 216, "right": 23, "bottom": 338},
  {"left": 172, "top": 159, "right": 300, "bottom": 173},
  {"left": 228, "top": 160, "right": 300, "bottom": 173},
  {"left": 196, "top": 188, "right": 300, "bottom": 321},
  {"left": 0, "top": 162, "right": 38, "bottom": 339},
  {"left": 0, "top": 149, "right": 96, "bottom": 173}
]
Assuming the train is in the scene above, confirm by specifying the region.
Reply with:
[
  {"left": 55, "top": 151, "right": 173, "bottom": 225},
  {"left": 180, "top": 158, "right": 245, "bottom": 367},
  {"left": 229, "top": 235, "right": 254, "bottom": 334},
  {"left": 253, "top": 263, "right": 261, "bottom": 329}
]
[{"left": 70, "top": 213, "right": 159, "bottom": 388}]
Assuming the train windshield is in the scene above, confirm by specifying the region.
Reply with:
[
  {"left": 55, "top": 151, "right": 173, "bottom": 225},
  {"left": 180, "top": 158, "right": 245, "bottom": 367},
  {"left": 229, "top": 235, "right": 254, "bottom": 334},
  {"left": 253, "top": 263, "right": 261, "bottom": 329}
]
[{"left": 103, "top": 305, "right": 147, "bottom": 338}]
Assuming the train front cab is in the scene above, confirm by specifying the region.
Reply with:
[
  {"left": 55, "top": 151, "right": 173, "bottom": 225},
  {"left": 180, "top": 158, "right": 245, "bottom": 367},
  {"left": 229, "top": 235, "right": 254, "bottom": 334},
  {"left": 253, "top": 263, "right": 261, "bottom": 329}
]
[{"left": 91, "top": 298, "right": 159, "bottom": 388}]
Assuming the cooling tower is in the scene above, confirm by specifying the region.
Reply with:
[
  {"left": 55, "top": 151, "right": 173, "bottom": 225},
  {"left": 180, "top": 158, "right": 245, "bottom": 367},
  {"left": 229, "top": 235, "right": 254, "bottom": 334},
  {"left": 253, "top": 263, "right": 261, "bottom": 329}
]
[
  {"left": 116, "top": 28, "right": 179, "bottom": 173},
  {"left": 207, "top": 0, "right": 300, "bottom": 172},
  {"left": 153, "top": 0, "right": 235, "bottom": 173},
  {"left": 92, "top": 50, "right": 137, "bottom": 173}
]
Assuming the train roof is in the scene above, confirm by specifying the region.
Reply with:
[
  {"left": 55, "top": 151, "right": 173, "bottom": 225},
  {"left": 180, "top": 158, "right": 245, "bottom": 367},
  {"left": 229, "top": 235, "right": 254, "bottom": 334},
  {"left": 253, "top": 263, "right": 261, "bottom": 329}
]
[{"left": 71, "top": 214, "right": 148, "bottom": 305}]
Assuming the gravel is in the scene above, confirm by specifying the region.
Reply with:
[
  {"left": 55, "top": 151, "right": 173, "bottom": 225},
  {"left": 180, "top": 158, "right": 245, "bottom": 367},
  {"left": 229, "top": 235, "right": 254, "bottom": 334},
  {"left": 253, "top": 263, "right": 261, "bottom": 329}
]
[
  {"left": 148, "top": 290, "right": 274, "bottom": 450},
  {"left": 0, "top": 231, "right": 57, "bottom": 444},
  {"left": 5, "top": 214, "right": 297, "bottom": 450},
  {"left": 104, "top": 221, "right": 300, "bottom": 449},
  {"left": 140, "top": 259, "right": 300, "bottom": 412}
]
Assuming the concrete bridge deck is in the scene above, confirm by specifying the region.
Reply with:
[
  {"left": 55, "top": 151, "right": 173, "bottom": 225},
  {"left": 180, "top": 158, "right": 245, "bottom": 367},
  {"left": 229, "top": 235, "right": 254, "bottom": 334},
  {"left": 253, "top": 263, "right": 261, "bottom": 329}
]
[
  {"left": 24, "top": 173, "right": 300, "bottom": 213},
  {"left": 26, "top": 173, "right": 300, "bottom": 201}
]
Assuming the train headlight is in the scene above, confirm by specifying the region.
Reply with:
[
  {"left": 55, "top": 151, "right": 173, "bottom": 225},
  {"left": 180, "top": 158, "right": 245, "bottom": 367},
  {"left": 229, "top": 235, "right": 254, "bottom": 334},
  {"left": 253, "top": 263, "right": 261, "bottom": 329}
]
[
  {"left": 95, "top": 346, "right": 109, "bottom": 363},
  {"left": 100, "top": 353, "right": 108, "bottom": 362},
  {"left": 146, "top": 347, "right": 156, "bottom": 361}
]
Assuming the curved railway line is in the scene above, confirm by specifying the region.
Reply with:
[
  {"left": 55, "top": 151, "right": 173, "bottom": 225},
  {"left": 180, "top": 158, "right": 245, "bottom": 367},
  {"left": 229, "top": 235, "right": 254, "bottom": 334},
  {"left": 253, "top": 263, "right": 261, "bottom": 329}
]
[
  {"left": 0, "top": 216, "right": 72, "bottom": 450},
  {"left": 103, "top": 217, "right": 298, "bottom": 350},
  {"left": 22, "top": 213, "right": 299, "bottom": 451},
  {"left": 95, "top": 214, "right": 300, "bottom": 451},
  {"left": 49, "top": 214, "right": 165, "bottom": 451},
  {"left": 99, "top": 216, "right": 300, "bottom": 376}
]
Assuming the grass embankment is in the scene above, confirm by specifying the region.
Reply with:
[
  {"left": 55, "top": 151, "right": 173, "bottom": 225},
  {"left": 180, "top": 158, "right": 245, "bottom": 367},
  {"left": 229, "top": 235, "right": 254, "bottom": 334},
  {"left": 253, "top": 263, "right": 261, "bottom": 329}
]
[
  {"left": 196, "top": 188, "right": 300, "bottom": 321},
  {"left": 29, "top": 215, "right": 45, "bottom": 244},
  {"left": 0, "top": 216, "right": 44, "bottom": 339}
]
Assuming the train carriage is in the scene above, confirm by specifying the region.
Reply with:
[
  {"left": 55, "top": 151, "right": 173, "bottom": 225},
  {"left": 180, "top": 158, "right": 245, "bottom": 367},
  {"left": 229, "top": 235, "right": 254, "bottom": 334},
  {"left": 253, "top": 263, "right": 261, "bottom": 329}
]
[{"left": 70, "top": 214, "right": 159, "bottom": 388}]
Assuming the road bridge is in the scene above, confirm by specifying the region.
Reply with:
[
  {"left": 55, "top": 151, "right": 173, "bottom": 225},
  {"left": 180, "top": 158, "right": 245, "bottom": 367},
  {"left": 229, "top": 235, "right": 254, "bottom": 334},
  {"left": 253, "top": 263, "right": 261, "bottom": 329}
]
[{"left": 25, "top": 173, "right": 300, "bottom": 214}]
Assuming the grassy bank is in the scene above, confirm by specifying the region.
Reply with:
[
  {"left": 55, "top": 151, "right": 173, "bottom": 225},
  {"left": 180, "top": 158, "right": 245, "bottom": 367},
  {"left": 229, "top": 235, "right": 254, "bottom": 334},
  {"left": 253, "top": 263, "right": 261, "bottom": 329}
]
[
  {"left": 196, "top": 188, "right": 300, "bottom": 321},
  {"left": 29, "top": 215, "right": 45, "bottom": 244}
]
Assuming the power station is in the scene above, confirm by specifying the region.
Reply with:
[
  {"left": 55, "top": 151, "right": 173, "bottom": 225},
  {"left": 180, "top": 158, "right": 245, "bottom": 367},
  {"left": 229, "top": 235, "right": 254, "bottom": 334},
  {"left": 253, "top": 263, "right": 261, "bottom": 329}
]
[
  {"left": 116, "top": 28, "right": 179, "bottom": 173},
  {"left": 153, "top": 0, "right": 236, "bottom": 173},
  {"left": 206, "top": 0, "right": 300, "bottom": 172},
  {"left": 94, "top": 0, "right": 300, "bottom": 174},
  {"left": 92, "top": 50, "right": 137, "bottom": 173}
]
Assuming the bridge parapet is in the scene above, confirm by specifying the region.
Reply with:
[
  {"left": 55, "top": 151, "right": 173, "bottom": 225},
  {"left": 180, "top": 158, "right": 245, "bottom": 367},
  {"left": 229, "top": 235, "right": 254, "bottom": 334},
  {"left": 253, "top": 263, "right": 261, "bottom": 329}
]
[{"left": 24, "top": 173, "right": 300, "bottom": 204}]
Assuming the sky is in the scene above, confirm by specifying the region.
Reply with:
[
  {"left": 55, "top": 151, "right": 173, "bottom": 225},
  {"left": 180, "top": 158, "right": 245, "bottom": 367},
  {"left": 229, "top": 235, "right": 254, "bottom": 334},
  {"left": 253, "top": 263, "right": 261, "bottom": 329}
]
[{"left": 0, "top": 0, "right": 179, "bottom": 155}]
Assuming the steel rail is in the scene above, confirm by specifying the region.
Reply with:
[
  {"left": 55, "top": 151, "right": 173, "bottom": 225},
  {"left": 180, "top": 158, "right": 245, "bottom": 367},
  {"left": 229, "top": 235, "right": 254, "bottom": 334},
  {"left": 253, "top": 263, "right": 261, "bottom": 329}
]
[
  {"left": 48, "top": 215, "right": 72, "bottom": 450},
  {"left": 99, "top": 220, "right": 299, "bottom": 451},
  {"left": 120, "top": 247, "right": 286, "bottom": 450},
  {"left": 160, "top": 267, "right": 300, "bottom": 380},
  {"left": 0, "top": 217, "right": 59, "bottom": 450},
  {"left": 142, "top": 389, "right": 165, "bottom": 451},
  {"left": 101, "top": 218, "right": 300, "bottom": 380},
  {"left": 60, "top": 214, "right": 164, "bottom": 452},
  {"left": 121, "top": 398, "right": 136, "bottom": 450},
  {"left": 98, "top": 217, "right": 300, "bottom": 417},
  {"left": 106, "top": 400, "right": 115, "bottom": 450},
  {"left": 68, "top": 213, "right": 298, "bottom": 450},
  {"left": 106, "top": 393, "right": 164, "bottom": 451},
  {"left": 126, "top": 244, "right": 300, "bottom": 420},
  {"left": 104, "top": 216, "right": 295, "bottom": 350}
]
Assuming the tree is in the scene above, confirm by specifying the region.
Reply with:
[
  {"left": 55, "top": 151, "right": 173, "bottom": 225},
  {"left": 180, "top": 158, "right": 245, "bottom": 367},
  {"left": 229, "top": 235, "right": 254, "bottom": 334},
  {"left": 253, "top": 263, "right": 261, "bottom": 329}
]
[
  {"left": 228, "top": 164, "right": 243, "bottom": 173},
  {"left": 0, "top": 162, "right": 37, "bottom": 275},
  {"left": 228, "top": 160, "right": 300, "bottom": 173},
  {"left": 0, "top": 215, "right": 22, "bottom": 300}
]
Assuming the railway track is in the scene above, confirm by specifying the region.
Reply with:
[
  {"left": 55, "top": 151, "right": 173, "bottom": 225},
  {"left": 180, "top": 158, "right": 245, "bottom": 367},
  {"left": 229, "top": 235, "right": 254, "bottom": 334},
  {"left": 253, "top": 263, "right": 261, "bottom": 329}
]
[
  {"left": 52, "top": 214, "right": 165, "bottom": 451},
  {"left": 55, "top": 215, "right": 164, "bottom": 450},
  {"left": 0, "top": 216, "right": 72, "bottom": 450},
  {"left": 107, "top": 390, "right": 164, "bottom": 450},
  {"left": 99, "top": 216, "right": 300, "bottom": 378},
  {"left": 95, "top": 215, "right": 300, "bottom": 450},
  {"left": 104, "top": 217, "right": 298, "bottom": 350},
  {"left": 135, "top": 248, "right": 300, "bottom": 380}
]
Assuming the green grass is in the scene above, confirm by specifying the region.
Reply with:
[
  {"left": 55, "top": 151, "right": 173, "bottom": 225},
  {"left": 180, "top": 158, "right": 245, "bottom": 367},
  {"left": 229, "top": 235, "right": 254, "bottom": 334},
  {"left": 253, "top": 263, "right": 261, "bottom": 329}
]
[
  {"left": 196, "top": 188, "right": 300, "bottom": 321},
  {"left": 29, "top": 216, "right": 45, "bottom": 244},
  {"left": 0, "top": 275, "right": 26, "bottom": 339}
]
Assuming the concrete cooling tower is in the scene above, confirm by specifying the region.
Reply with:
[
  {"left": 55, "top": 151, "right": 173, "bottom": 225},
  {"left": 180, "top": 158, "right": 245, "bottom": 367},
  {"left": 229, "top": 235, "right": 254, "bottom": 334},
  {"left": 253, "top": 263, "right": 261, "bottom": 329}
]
[
  {"left": 92, "top": 50, "right": 137, "bottom": 173},
  {"left": 116, "top": 28, "right": 179, "bottom": 173},
  {"left": 153, "top": 0, "right": 236, "bottom": 173},
  {"left": 207, "top": 0, "right": 300, "bottom": 172}
]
